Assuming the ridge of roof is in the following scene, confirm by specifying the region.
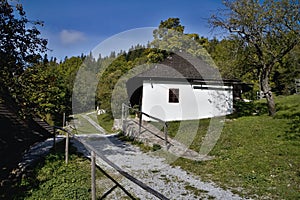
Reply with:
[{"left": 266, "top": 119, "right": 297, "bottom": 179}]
[{"left": 136, "top": 52, "right": 222, "bottom": 80}]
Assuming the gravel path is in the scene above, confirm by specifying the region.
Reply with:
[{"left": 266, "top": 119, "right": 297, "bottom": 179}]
[
  {"left": 74, "top": 134, "right": 243, "bottom": 200},
  {"left": 70, "top": 114, "right": 244, "bottom": 199}
]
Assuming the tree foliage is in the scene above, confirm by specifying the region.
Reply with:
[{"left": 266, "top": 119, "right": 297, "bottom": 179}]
[
  {"left": 2, "top": 4, "right": 299, "bottom": 126},
  {"left": 210, "top": 0, "right": 300, "bottom": 116},
  {"left": 20, "top": 57, "right": 82, "bottom": 125},
  {"left": 96, "top": 48, "right": 150, "bottom": 118},
  {"left": 0, "top": 0, "right": 47, "bottom": 90},
  {"left": 151, "top": 18, "right": 212, "bottom": 62}
]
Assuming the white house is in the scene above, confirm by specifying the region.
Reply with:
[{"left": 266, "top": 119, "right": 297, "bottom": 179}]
[{"left": 126, "top": 53, "right": 251, "bottom": 122}]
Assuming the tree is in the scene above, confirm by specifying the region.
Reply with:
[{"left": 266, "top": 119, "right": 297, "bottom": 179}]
[
  {"left": 210, "top": 0, "right": 300, "bottom": 116},
  {"left": 0, "top": 0, "right": 47, "bottom": 102},
  {"left": 272, "top": 44, "right": 300, "bottom": 95},
  {"left": 151, "top": 18, "right": 212, "bottom": 63}
]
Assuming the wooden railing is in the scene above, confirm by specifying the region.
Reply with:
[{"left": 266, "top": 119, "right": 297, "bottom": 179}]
[
  {"left": 122, "top": 103, "right": 169, "bottom": 147},
  {"left": 53, "top": 125, "right": 169, "bottom": 200}
]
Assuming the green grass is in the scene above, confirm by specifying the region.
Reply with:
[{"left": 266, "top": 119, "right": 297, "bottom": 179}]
[
  {"left": 14, "top": 141, "right": 94, "bottom": 199},
  {"left": 168, "top": 95, "right": 300, "bottom": 199},
  {"left": 72, "top": 114, "right": 101, "bottom": 134},
  {"left": 97, "top": 113, "right": 115, "bottom": 133},
  {"left": 71, "top": 112, "right": 115, "bottom": 134},
  {"left": 14, "top": 141, "right": 134, "bottom": 199},
  {"left": 275, "top": 95, "right": 300, "bottom": 119}
]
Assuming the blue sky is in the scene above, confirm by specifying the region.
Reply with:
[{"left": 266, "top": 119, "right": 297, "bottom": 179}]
[{"left": 20, "top": 0, "right": 225, "bottom": 60}]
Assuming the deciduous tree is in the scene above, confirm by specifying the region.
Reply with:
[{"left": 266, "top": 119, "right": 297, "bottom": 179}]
[
  {"left": 0, "top": 0, "right": 47, "bottom": 90},
  {"left": 210, "top": 0, "right": 300, "bottom": 116}
]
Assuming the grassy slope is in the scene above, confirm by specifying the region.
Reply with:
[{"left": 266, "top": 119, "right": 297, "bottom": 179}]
[
  {"left": 72, "top": 114, "right": 100, "bottom": 134},
  {"left": 14, "top": 141, "right": 132, "bottom": 199},
  {"left": 12, "top": 95, "right": 299, "bottom": 199},
  {"left": 13, "top": 141, "right": 93, "bottom": 199},
  {"left": 97, "top": 113, "right": 115, "bottom": 133},
  {"left": 171, "top": 95, "right": 300, "bottom": 199}
]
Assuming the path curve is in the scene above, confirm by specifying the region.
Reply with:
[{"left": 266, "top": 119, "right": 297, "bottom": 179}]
[
  {"left": 74, "top": 113, "right": 244, "bottom": 199},
  {"left": 74, "top": 134, "right": 243, "bottom": 200}
]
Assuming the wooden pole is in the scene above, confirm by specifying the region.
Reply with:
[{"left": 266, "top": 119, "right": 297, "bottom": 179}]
[
  {"left": 164, "top": 123, "right": 168, "bottom": 148},
  {"left": 65, "top": 131, "right": 69, "bottom": 164},
  {"left": 53, "top": 126, "right": 56, "bottom": 151},
  {"left": 63, "top": 112, "right": 66, "bottom": 127},
  {"left": 91, "top": 151, "right": 96, "bottom": 200},
  {"left": 139, "top": 111, "right": 142, "bottom": 134}
]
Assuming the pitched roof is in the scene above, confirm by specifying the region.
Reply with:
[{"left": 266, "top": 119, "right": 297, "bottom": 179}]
[
  {"left": 126, "top": 52, "right": 253, "bottom": 106},
  {"left": 136, "top": 52, "right": 223, "bottom": 81}
]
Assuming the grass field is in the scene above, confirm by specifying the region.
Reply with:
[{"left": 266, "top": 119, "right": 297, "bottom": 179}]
[{"left": 168, "top": 95, "right": 300, "bottom": 199}]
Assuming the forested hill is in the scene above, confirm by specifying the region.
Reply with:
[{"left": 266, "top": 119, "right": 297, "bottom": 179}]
[
  {"left": 14, "top": 39, "right": 300, "bottom": 125},
  {"left": 1, "top": 15, "right": 299, "bottom": 126}
]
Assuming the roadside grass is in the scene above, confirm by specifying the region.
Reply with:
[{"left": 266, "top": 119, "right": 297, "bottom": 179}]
[
  {"left": 14, "top": 141, "right": 95, "bottom": 199},
  {"left": 14, "top": 141, "right": 135, "bottom": 199},
  {"left": 71, "top": 112, "right": 115, "bottom": 134},
  {"left": 168, "top": 95, "right": 300, "bottom": 199},
  {"left": 97, "top": 113, "right": 115, "bottom": 133},
  {"left": 72, "top": 114, "right": 100, "bottom": 134}
]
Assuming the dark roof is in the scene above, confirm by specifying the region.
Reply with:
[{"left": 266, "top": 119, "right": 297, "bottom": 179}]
[
  {"left": 126, "top": 52, "right": 253, "bottom": 106},
  {"left": 136, "top": 52, "right": 224, "bottom": 81}
]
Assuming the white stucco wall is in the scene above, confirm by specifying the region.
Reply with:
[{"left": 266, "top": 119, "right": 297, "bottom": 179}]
[{"left": 141, "top": 80, "right": 233, "bottom": 121}]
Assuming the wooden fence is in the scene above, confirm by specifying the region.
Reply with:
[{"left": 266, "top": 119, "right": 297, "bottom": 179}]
[
  {"left": 121, "top": 103, "right": 169, "bottom": 147},
  {"left": 53, "top": 126, "right": 169, "bottom": 200}
]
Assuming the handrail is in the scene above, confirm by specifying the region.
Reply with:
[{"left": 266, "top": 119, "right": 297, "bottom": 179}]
[
  {"left": 122, "top": 103, "right": 169, "bottom": 147},
  {"left": 53, "top": 126, "right": 74, "bottom": 136},
  {"left": 76, "top": 137, "right": 169, "bottom": 200},
  {"left": 53, "top": 117, "right": 169, "bottom": 199},
  {"left": 122, "top": 103, "right": 166, "bottom": 124},
  {"left": 53, "top": 125, "right": 74, "bottom": 164}
]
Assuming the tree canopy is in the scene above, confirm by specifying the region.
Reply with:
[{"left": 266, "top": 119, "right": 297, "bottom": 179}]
[
  {"left": 1, "top": 2, "right": 299, "bottom": 125},
  {"left": 0, "top": 0, "right": 47, "bottom": 90},
  {"left": 210, "top": 0, "right": 300, "bottom": 116}
]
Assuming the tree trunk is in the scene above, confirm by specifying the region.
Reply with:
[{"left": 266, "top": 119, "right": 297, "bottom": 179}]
[{"left": 260, "top": 71, "right": 276, "bottom": 116}]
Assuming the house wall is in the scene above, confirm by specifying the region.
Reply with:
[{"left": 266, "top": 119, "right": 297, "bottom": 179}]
[{"left": 141, "top": 80, "right": 233, "bottom": 121}]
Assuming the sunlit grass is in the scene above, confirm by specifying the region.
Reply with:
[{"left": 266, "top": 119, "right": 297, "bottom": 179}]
[
  {"left": 72, "top": 114, "right": 101, "bottom": 134},
  {"left": 169, "top": 95, "right": 300, "bottom": 199}
]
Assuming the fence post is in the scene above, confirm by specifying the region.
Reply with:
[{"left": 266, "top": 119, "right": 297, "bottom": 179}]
[
  {"left": 53, "top": 126, "right": 56, "bottom": 151},
  {"left": 63, "top": 112, "right": 66, "bottom": 127},
  {"left": 121, "top": 103, "right": 124, "bottom": 122},
  {"left": 164, "top": 122, "right": 168, "bottom": 148},
  {"left": 139, "top": 111, "right": 142, "bottom": 134},
  {"left": 122, "top": 104, "right": 125, "bottom": 133},
  {"left": 91, "top": 151, "right": 96, "bottom": 200},
  {"left": 65, "top": 131, "right": 69, "bottom": 164}
]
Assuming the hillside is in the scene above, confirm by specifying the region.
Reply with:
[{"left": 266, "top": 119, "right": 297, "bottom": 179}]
[{"left": 169, "top": 94, "right": 300, "bottom": 199}]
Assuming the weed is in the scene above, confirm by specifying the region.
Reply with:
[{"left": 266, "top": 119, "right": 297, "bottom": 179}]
[{"left": 152, "top": 144, "right": 162, "bottom": 151}]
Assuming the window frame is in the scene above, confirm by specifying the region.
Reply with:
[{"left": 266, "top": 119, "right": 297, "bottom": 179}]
[{"left": 168, "top": 88, "right": 179, "bottom": 103}]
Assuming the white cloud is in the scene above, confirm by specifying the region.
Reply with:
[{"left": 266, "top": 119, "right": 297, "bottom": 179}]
[{"left": 60, "top": 29, "right": 86, "bottom": 45}]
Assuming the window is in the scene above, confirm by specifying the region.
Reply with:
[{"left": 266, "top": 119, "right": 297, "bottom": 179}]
[{"left": 169, "top": 88, "right": 179, "bottom": 103}]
